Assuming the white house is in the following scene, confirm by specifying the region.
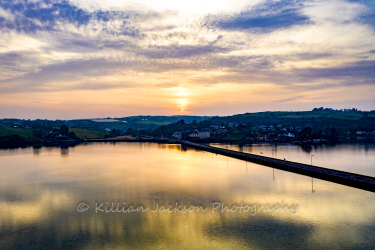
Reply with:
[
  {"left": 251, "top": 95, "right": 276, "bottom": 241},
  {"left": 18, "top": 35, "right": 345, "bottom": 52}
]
[
  {"left": 196, "top": 129, "right": 210, "bottom": 138},
  {"left": 282, "top": 132, "right": 295, "bottom": 138},
  {"left": 174, "top": 129, "right": 211, "bottom": 140}
]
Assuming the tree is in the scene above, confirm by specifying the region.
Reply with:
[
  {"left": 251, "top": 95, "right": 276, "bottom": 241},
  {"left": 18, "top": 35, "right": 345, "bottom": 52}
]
[
  {"left": 60, "top": 125, "right": 69, "bottom": 135},
  {"left": 329, "top": 127, "right": 338, "bottom": 142},
  {"left": 197, "top": 120, "right": 211, "bottom": 128},
  {"left": 68, "top": 132, "right": 79, "bottom": 140},
  {"left": 111, "top": 129, "right": 121, "bottom": 137},
  {"left": 125, "top": 128, "right": 134, "bottom": 135},
  {"left": 310, "top": 117, "right": 315, "bottom": 124},
  {"left": 138, "top": 129, "right": 145, "bottom": 137},
  {"left": 298, "top": 127, "right": 312, "bottom": 140},
  {"left": 177, "top": 119, "right": 185, "bottom": 125},
  {"left": 32, "top": 129, "right": 42, "bottom": 138},
  {"left": 311, "top": 129, "right": 322, "bottom": 139}
]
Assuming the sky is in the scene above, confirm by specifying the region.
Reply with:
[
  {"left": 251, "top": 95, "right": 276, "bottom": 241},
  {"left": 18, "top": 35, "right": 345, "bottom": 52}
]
[{"left": 0, "top": 0, "right": 374, "bottom": 119}]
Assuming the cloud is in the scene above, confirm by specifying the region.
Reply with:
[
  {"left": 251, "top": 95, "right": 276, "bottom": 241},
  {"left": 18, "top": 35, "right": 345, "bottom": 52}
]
[
  {"left": 183, "top": 56, "right": 375, "bottom": 92},
  {"left": 0, "top": 52, "right": 24, "bottom": 66},
  {"left": 0, "top": 0, "right": 148, "bottom": 38},
  {"left": 347, "top": 0, "right": 375, "bottom": 28},
  {"left": 0, "top": 0, "right": 90, "bottom": 33},
  {"left": 274, "top": 95, "right": 306, "bottom": 103},
  {"left": 204, "top": 0, "right": 311, "bottom": 33},
  {"left": 294, "top": 53, "right": 334, "bottom": 60},
  {"left": 138, "top": 35, "right": 229, "bottom": 59},
  {"left": 293, "top": 60, "right": 375, "bottom": 84},
  {"left": 49, "top": 33, "right": 137, "bottom": 53},
  {"left": 0, "top": 57, "right": 128, "bottom": 88},
  {"left": 0, "top": 51, "right": 43, "bottom": 80}
]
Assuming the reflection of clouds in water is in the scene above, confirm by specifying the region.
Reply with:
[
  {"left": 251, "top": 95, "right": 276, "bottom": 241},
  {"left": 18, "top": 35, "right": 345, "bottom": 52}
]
[
  {"left": 0, "top": 189, "right": 74, "bottom": 226},
  {"left": 1, "top": 187, "right": 373, "bottom": 249},
  {"left": 206, "top": 216, "right": 314, "bottom": 248},
  {"left": 0, "top": 143, "right": 375, "bottom": 248}
]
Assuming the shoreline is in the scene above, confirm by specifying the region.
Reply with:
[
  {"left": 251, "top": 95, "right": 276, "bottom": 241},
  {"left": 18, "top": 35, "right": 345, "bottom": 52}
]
[{"left": 0, "top": 138, "right": 374, "bottom": 149}]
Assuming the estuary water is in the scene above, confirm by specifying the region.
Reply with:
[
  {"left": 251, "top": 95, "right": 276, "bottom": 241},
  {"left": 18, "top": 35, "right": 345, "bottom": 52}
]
[
  {"left": 211, "top": 143, "right": 375, "bottom": 177},
  {"left": 0, "top": 142, "right": 374, "bottom": 249}
]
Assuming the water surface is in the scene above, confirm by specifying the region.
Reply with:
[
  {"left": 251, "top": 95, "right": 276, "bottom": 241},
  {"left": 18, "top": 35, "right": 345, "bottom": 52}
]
[
  {"left": 0, "top": 142, "right": 374, "bottom": 249},
  {"left": 211, "top": 143, "right": 375, "bottom": 176}
]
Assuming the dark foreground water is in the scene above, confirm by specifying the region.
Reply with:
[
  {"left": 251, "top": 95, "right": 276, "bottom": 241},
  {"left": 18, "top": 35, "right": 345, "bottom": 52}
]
[{"left": 0, "top": 142, "right": 374, "bottom": 249}]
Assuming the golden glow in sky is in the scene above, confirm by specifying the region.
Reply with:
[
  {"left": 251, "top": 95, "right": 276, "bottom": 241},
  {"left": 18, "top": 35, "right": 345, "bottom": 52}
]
[{"left": 0, "top": 0, "right": 374, "bottom": 118}]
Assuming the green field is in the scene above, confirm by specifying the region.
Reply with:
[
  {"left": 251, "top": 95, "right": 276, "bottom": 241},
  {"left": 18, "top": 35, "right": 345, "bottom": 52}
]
[
  {"left": 0, "top": 127, "right": 34, "bottom": 139},
  {"left": 237, "top": 111, "right": 373, "bottom": 120},
  {"left": 0, "top": 126, "right": 107, "bottom": 140},
  {"left": 136, "top": 121, "right": 171, "bottom": 125},
  {"left": 69, "top": 128, "right": 108, "bottom": 139},
  {"left": 323, "top": 113, "right": 365, "bottom": 120}
]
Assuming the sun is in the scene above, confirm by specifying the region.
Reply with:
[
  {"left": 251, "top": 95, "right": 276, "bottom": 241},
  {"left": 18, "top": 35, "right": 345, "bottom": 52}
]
[
  {"left": 166, "top": 87, "right": 191, "bottom": 113},
  {"left": 177, "top": 98, "right": 189, "bottom": 113}
]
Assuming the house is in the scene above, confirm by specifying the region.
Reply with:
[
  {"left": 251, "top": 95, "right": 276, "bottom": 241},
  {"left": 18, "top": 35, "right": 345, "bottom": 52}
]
[
  {"left": 210, "top": 125, "right": 225, "bottom": 129},
  {"left": 196, "top": 129, "right": 210, "bottom": 138},
  {"left": 175, "top": 129, "right": 211, "bottom": 140},
  {"left": 172, "top": 131, "right": 182, "bottom": 140},
  {"left": 228, "top": 123, "right": 239, "bottom": 128},
  {"left": 257, "top": 134, "right": 268, "bottom": 141},
  {"left": 56, "top": 134, "right": 69, "bottom": 139},
  {"left": 104, "top": 128, "right": 111, "bottom": 132},
  {"left": 213, "top": 129, "right": 228, "bottom": 135},
  {"left": 356, "top": 131, "right": 366, "bottom": 135},
  {"left": 259, "top": 125, "right": 268, "bottom": 130},
  {"left": 189, "top": 130, "right": 199, "bottom": 138},
  {"left": 281, "top": 132, "right": 295, "bottom": 138}
]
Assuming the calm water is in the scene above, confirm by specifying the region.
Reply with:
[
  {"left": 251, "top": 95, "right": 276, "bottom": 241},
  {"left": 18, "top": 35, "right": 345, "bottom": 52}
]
[
  {"left": 0, "top": 142, "right": 374, "bottom": 249},
  {"left": 211, "top": 143, "right": 375, "bottom": 177}
]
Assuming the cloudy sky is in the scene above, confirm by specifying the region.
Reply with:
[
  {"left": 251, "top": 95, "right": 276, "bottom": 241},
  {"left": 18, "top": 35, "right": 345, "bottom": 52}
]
[{"left": 0, "top": 0, "right": 374, "bottom": 119}]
